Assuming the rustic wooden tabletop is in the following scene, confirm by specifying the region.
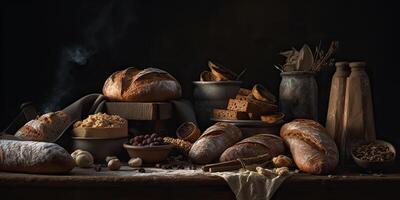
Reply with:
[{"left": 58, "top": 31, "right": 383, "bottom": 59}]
[{"left": 1, "top": 167, "right": 399, "bottom": 200}]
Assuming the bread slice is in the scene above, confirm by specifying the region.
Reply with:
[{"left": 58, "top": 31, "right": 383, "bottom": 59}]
[
  {"left": 238, "top": 88, "right": 252, "bottom": 96},
  {"left": 235, "top": 94, "right": 248, "bottom": 100},
  {"left": 213, "top": 109, "right": 249, "bottom": 120},
  {"left": 227, "top": 98, "right": 278, "bottom": 114}
]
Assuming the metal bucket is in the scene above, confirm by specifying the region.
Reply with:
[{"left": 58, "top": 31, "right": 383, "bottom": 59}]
[
  {"left": 193, "top": 81, "right": 242, "bottom": 131},
  {"left": 279, "top": 71, "right": 318, "bottom": 121}
]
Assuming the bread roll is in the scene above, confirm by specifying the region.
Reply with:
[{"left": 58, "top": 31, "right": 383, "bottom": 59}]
[
  {"left": 220, "top": 134, "right": 285, "bottom": 162},
  {"left": 103, "top": 67, "right": 182, "bottom": 102},
  {"left": 15, "top": 111, "right": 70, "bottom": 142},
  {"left": 189, "top": 122, "right": 242, "bottom": 164},
  {"left": 280, "top": 119, "right": 339, "bottom": 174},
  {"left": 0, "top": 140, "right": 75, "bottom": 174}
]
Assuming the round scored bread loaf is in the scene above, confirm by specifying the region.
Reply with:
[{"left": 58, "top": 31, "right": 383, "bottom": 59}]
[
  {"left": 103, "top": 67, "right": 182, "bottom": 102},
  {"left": 189, "top": 122, "right": 242, "bottom": 164},
  {"left": 219, "top": 134, "right": 285, "bottom": 162},
  {"left": 280, "top": 119, "right": 339, "bottom": 174},
  {"left": 0, "top": 140, "right": 75, "bottom": 174}
]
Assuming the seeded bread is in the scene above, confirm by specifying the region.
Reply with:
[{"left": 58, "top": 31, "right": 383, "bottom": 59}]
[
  {"left": 227, "top": 98, "right": 277, "bottom": 114},
  {"left": 213, "top": 109, "right": 249, "bottom": 120}
]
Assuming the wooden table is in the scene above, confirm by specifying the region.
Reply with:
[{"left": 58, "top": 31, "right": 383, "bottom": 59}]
[{"left": 1, "top": 168, "right": 399, "bottom": 200}]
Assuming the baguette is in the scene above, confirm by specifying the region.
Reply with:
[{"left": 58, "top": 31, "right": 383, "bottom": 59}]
[{"left": 0, "top": 140, "right": 75, "bottom": 174}]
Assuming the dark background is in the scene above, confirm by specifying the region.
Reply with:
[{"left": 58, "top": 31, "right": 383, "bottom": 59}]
[{"left": 1, "top": 0, "right": 399, "bottom": 148}]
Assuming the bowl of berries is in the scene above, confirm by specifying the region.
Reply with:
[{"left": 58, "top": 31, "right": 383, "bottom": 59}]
[{"left": 123, "top": 133, "right": 174, "bottom": 163}]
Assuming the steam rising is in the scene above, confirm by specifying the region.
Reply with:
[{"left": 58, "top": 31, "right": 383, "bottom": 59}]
[{"left": 41, "top": 1, "right": 136, "bottom": 112}]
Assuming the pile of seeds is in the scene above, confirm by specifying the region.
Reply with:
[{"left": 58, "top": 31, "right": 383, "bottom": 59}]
[{"left": 353, "top": 142, "right": 395, "bottom": 162}]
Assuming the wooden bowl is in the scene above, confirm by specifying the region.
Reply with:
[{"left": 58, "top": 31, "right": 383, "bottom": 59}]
[
  {"left": 123, "top": 143, "right": 174, "bottom": 163},
  {"left": 351, "top": 140, "right": 396, "bottom": 171},
  {"left": 176, "top": 122, "right": 201, "bottom": 143},
  {"left": 260, "top": 113, "right": 285, "bottom": 124},
  {"left": 72, "top": 125, "right": 128, "bottom": 139}
]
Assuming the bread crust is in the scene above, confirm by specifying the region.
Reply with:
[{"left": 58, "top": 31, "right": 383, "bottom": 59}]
[
  {"left": 15, "top": 111, "right": 70, "bottom": 142},
  {"left": 103, "top": 67, "right": 182, "bottom": 102},
  {"left": 280, "top": 119, "right": 339, "bottom": 174},
  {"left": 0, "top": 140, "right": 75, "bottom": 174},
  {"left": 219, "top": 134, "right": 285, "bottom": 162},
  {"left": 189, "top": 122, "right": 242, "bottom": 164}
]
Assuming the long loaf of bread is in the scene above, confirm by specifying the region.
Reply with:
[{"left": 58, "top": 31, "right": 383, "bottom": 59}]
[
  {"left": 189, "top": 122, "right": 242, "bottom": 164},
  {"left": 0, "top": 140, "right": 75, "bottom": 174},
  {"left": 15, "top": 111, "right": 70, "bottom": 142},
  {"left": 219, "top": 134, "right": 285, "bottom": 162},
  {"left": 280, "top": 119, "right": 339, "bottom": 174}
]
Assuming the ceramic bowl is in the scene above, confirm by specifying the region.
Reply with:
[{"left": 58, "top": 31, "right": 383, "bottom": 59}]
[
  {"left": 123, "top": 143, "right": 174, "bottom": 163},
  {"left": 72, "top": 136, "right": 128, "bottom": 162},
  {"left": 351, "top": 140, "right": 396, "bottom": 171}
]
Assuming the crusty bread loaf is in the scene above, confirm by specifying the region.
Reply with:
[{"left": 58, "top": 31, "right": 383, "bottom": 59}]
[
  {"left": 280, "top": 119, "right": 339, "bottom": 174},
  {"left": 227, "top": 98, "right": 277, "bottom": 114},
  {"left": 0, "top": 140, "right": 75, "bottom": 174},
  {"left": 189, "top": 122, "right": 242, "bottom": 164},
  {"left": 15, "top": 111, "right": 70, "bottom": 142},
  {"left": 220, "top": 134, "right": 285, "bottom": 162},
  {"left": 213, "top": 109, "right": 249, "bottom": 120},
  {"left": 103, "top": 67, "right": 182, "bottom": 102}
]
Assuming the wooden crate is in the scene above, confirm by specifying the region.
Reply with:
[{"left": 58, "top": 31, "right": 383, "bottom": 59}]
[{"left": 105, "top": 102, "right": 173, "bottom": 120}]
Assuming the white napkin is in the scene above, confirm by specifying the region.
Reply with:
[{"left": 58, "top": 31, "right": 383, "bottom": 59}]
[{"left": 213, "top": 170, "right": 291, "bottom": 200}]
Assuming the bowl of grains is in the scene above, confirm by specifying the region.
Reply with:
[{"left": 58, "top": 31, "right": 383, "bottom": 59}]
[
  {"left": 72, "top": 112, "right": 128, "bottom": 139},
  {"left": 351, "top": 140, "right": 396, "bottom": 170},
  {"left": 71, "top": 113, "right": 129, "bottom": 162}
]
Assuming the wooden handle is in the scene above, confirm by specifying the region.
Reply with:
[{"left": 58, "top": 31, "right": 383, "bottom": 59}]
[{"left": 202, "top": 153, "right": 272, "bottom": 172}]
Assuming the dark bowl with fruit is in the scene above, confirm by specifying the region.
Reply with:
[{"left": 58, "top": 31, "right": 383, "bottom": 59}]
[
  {"left": 123, "top": 133, "right": 174, "bottom": 163},
  {"left": 351, "top": 140, "right": 396, "bottom": 171}
]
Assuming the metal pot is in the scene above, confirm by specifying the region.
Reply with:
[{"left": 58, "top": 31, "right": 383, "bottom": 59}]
[
  {"left": 193, "top": 81, "right": 241, "bottom": 130},
  {"left": 279, "top": 71, "right": 318, "bottom": 121}
]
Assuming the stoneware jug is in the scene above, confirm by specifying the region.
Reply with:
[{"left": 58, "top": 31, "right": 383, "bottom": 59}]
[{"left": 279, "top": 71, "right": 318, "bottom": 121}]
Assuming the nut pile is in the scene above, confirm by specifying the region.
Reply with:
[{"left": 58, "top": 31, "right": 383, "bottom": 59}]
[
  {"left": 353, "top": 142, "right": 395, "bottom": 162},
  {"left": 129, "top": 133, "right": 165, "bottom": 146}
]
